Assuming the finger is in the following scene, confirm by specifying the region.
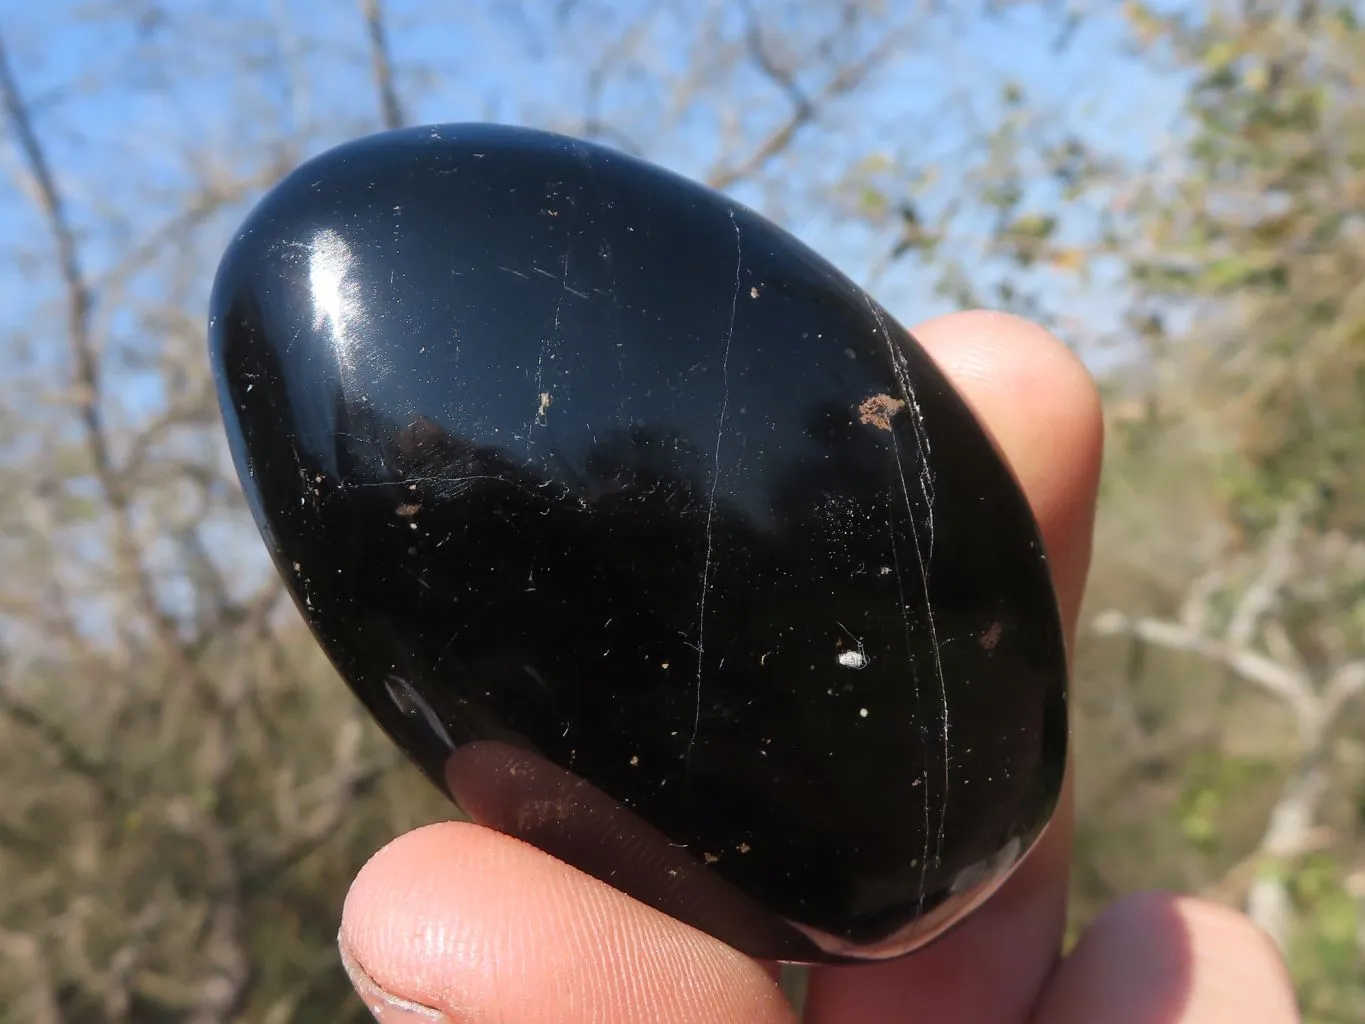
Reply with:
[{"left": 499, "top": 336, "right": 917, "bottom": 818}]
[
  {"left": 339, "top": 821, "right": 795, "bottom": 1024},
  {"left": 1032, "top": 892, "right": 1301, "bottom": 1023},
  {"left": 805, "top": 309, "right": 1103, "bottom": 1024}
]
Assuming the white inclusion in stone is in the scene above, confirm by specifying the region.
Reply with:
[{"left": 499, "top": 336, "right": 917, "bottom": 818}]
[{"left": 838, "top": 649, "right": 868, "bottom": 669}]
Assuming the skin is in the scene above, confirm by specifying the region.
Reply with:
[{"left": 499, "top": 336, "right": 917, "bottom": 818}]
[{"left": 338, "top": 311, "right": 1303, "bottom": 1023}]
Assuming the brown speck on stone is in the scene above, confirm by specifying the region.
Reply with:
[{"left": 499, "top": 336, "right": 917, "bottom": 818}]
[
  {"left": 980, "top": 621, "right": 1004, "bottom": 651},
  {"left": 738, "top": 842, "right": 751, "bottom": 854},
  {"left": 703, "top": 852, "right": 720, "bottom": 865},
  {"left": 858, "top": 394, "right": 906, "bottom": 432},
  {"left": 395, "top": 503, "right": 422, "bottom": 517}
]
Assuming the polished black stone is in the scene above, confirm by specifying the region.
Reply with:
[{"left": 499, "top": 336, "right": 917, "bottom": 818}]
[{"left": 208, "top": 123, "right": 1068, "bottom": 964}]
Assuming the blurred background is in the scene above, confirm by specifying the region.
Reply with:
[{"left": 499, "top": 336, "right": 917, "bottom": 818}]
[{"left": 0, "top": 0, "right": 1361, "bottom": 1020}]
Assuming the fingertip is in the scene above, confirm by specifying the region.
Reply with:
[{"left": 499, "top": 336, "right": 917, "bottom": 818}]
[
  {"left": 339, "top": 821, "right": 795, "bottom": 1024},
  {"left": 913, "top": 309, "right": 1101, "bottom": 419},
  {"left": 1034, "top": 891, "right": 1301, "bottom": 1024}
]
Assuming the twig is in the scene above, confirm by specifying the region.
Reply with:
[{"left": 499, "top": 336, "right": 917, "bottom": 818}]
[
  {"left": 1091, "top": 609, "right": 1317, "bottom": 726},
  {"left": 578, "top": 1, "right": 663, "bottom": 154},
  {"left": 243, "top": 760, "right": 391, "bottom": 893},
  {"left": 175, "top": 807, "right": 254, "bottom": 1024},
  {"left": 0, "top": 646, "right": 119, "bottom": 802},
  {"left": 1225, "top": 498, "right": 1301, "bottom": 648},
  {"left": 96, "top": 164, "right": 284, "bottom": 294},
  {"left": 1091, "top": 501, "right": 1365, "bottom": 950},
  {"left": 120, "top": 387, "right": 216, "bottom": 490},
  {"left": 360, "top": 0, "right": 405, "bottom": 129},
  {"left": 0, "top": 694, "right": 117, "bottom": 797},
  {"left": 1178, "top": 564, "right": 1228, "bottom": 635},
  {"left": 706, "top": 15, "right": 905, "bottom": 191},
  {"left": 0, "top": 31, "right": 225, "bottom": 713},
  {"left": 1324, "top": 660, "right": 1365, "bottom": 717}
]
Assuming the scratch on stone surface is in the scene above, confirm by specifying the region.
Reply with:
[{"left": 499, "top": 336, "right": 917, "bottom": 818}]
[
  {"left": 344, "top": 474, "right": 515, "bottom": 507},
  {"left": 529, "top": 239, "right": 573, "bottom": 437},
  {"left": 687, "top": 208, "right": 743, "bottom": 763},
  {"left": 351, "top": 474, "right": 505, "bottom": 488},
  {"left": 883, "top": 482, "right": 930, "bottom": 908},
  {"left": 552, "top": 243, "right": 572, "bottom": 335},
  {"left": 865, "top": 295, "right": 951, "bottom": 880}
]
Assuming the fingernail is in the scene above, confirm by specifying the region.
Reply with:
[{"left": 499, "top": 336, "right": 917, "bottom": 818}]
[{"left": 338, "top": 935, "right": 448, "bottom": 1024}]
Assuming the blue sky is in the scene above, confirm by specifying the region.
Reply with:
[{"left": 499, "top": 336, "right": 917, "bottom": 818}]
[
  {"left": 2, "top": 1, "right": 1190, "bottom": 348},
  {"left": 0, "top": 1, "right": 1192, "bottom": 629}
]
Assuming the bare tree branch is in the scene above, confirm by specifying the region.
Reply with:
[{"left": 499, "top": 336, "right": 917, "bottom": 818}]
[
  {"left": 167, "top": 800, "right": 253, "bottom": 1024},
  {"left": 0, "top": 646, "right": 119, "bottom": 802},
  {"left": 1324, "top": 660, "right": 1365, "bottom": 717},
  {"left": 1243, "top": 747, "right": 1331, "bottom": 945},
  {"left": 96, "top": 169, "right": 286, "bottom": 297},
  {"left": 738, "top": 0, "right": 812, "bottom": 117},
  {"left": 1226, "top": 497, "right": 1301, "bottom": 648},
  {"left": 0, "top": 31, "right": 226, "bottom": 710},
  {"left": 1091, "top": 608, "right": 1318, "bottom": 725},
  {"left": 707, "top": 15, "right": 905, "bottom": 191},
  {"left": 360, "top": 0, "right": 405, "bottom": 130},
  {"left": 119, "top": 389, "right": 217, "bottom": 486},
  {"left": 1178, "top": 564, "right": 1228, "bottom": 634},
  {"left": 578, "top": 2, "right": 663, "bottom": 155},
  {"left": 244, "top": 748, "right": 393, "bottom": 893},
  {"left": 1091, "top": 499, "right": 1365, "bottom": 950},
  {"left": 0, "top": 693, "right": 117, "bottom": 796}
]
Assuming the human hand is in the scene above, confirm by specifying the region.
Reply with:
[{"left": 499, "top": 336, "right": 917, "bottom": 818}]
[{"left": 336, "top": 311, "right": 1301, "bottom": 1023}]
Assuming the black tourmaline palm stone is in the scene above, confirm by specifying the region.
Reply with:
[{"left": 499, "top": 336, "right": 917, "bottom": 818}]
[{"left": 209, "top": 123, "right": 1068, "bottom": 965}]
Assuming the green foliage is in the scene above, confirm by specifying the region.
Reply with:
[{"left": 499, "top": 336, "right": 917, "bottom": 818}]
[
  {"left": 1176, "top": 753, "right": 1281, "bottom": 855},
  {"left": 1289, "top": 855, "right": 1364, "bottom": 1023},
  {"left": 1117, "top": 0, "right": 1365, "bottom": 533}
]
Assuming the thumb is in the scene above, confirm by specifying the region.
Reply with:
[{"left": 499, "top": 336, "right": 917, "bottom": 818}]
[{"left": 338, "top": 820, "right": 794, "bottom": 1024}]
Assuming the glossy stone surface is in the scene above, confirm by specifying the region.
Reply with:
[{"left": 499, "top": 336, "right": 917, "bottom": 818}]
[{"left": 209, "top": 123, "right": 1068, "bottom": 964}]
